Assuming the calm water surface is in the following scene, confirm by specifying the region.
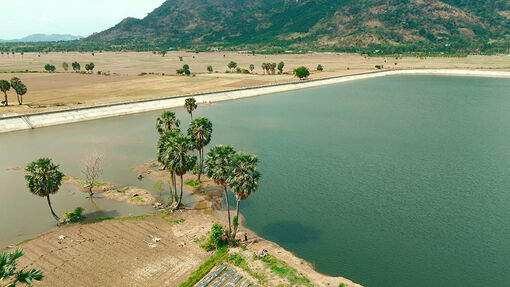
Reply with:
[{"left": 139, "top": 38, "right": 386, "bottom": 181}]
[{"left": 1, "top": 76, "right": 509, "bottom": 287}]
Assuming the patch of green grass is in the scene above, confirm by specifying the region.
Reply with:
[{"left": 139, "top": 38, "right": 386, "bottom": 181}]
[
  {"left": 258, "top": 254, "right": 312, "bottom": 286},
  {"left": 62, "top": 207, "right": 84, "bottom": 223},
  {"left": 179, "top": 247, "right": 228, "bottom": 287},
  {"left": 92, "top": 181, "right": 107, "bottom": 187},
  {"left": 81, "top": 181, "right": 107, "bottom": 188},
  {"left": 185, "top": 180, "right": 201, "bottom": 188},
  {"left": 227, "top": 253, "right": 266, "bottom": 285},
  {"left": 114, "top": 187, "right": 129, "bottom": 193},
  {"left": 130, "top": 196, "right": 145, "bottom": 202},
  {"left": 90, "top": 214, "right": 155, "bottom": 223},
  {"left": 227, "top": 253, "right": 245, "bottom": 267},
  {"left": 16, "top": 238, "right": 34, "bottom": 245}
]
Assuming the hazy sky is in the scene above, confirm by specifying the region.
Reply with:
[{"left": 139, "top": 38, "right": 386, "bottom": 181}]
[{"left": 1, "top": 0, "right": 166, "bottom": 39}]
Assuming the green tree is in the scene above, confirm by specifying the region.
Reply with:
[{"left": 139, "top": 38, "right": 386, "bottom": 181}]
[
  {"left": 158, "top": 129, "right": 181, "bottom": 206},
  {"left": 0, "top": 80, "right": 10, "bottom": 106},
  {"left": 156, "top": 111, "right": 180, "bottom": 135},
  {"left": 227, "top": 61, "right": 237, "bottom": 72},
  {"left": 270, "top": 63, "right": 277, "bottom": 74},
  {"left": 317, "top": 64, "right": 323, "bottom": 71},
  {"left": 184, "top": 97, "right": 197, "bottom": 119},
  {"left": 10, "top": 77, "right": 27, "bottom": 105},
  {"left": 25, "top": 158, "right": 64, "bottom": 222},
  {"left": 277, "top": 61, "right": 285, "bottom": 74},
  {"left": 207, "top": 65, "right": 213, "bottom": 72},
  {"left": 85, "top": 63, "right": 95, "bottom": 73},
  {"left": 168, "top": 134, "right": 196, "bottom": 208},
  {"left": 62, "top": 62, "right": 69, "bottom": 71},
  {"left": 161, "top": 50, "right": 167, "bottom": 57},
  {"left": 261, "top": 63, "right": 268, "bottom": 75},
  {"left": 228, "top": 152, "right": 260, "bottom": 238},
  {"left": 249, "top": 64, "right": 255, "bottom": 73},
  {"left": 0, "top": 249, "right": 43, "bottom": 286},
  {"left": 44, "top": 64, "right": 56, "bottom": 72},
  {"left": 205, "top": 145, "right": 236, "bottom": 237},
  {"left": 72, "top": 62, "right": 80, "bottom": 72},
  {"left": 187, "top": 117, "right": 213, "bottom": 182},
  {"left": 293, "top": 66, "right": 310, "bottom": 79}
]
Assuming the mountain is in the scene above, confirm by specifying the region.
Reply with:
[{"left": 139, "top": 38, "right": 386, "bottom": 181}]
[
  {"left": 0, "top": 34, "right": 82, "bottom": 43},
  {"left": 84, "top": 0, "right": 509, "bottom": 53}
]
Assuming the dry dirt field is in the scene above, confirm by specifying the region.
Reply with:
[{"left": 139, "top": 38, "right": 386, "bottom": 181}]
[
  {"left": 0, "top": 51, "right": 509, "bottom": 116},
  {"left": 11, "top": 210, "right": 360, "bottom": 287}
]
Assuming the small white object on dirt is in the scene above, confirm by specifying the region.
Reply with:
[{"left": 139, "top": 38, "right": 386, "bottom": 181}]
[
  {"left": 149, "top": 234, "right": 161, "bottom": 242},
  {"left": 255, "top": 249, "right": 268, "bottom": 258},
  {"left": 144, "top": 240, "right": 157, "bottom": 248},
  {"left": 58, "top": 235, "right": 67, "bottom": 240}
]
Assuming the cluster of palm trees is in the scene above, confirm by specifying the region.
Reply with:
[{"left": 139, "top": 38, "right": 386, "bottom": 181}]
[
  {"left": 157, "top": 97, "right": 260, "bottom": 239},
  {"left": 22, "top": 96, "right": 260, "bottom": 242},
  {"left": 261, "top": 62, "right": 285, "bottom": 74},
  {"left": 0, "top": 77, "right": 27, "bottom": 106}
]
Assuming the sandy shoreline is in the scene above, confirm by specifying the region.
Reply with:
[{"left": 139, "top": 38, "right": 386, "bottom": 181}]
[
  {"left": 4, "top": 168, "right": 363, "bottom": 286},
  {"left": 1, "top": 68, "right": 509, "bottom": 134}
]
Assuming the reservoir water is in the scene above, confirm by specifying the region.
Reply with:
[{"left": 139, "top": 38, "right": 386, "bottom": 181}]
[{"left": 1, "top": 75, "right": 509, "bottom": 287}]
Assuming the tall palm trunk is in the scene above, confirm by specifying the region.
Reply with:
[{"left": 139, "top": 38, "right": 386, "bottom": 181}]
[
  {"left": 172, "top": 172, "right": 177, "bottom": 201},
  {"left": 176, "top": 174, "right": 184, "bottom": 208},
  {"left": 167, "top": 171, "right": 177, "bottom": 208},
  {"left": 46, "top": 195, "right": 59, "bottom": 221},
  {"left": 197, "top": 148, "right": 203, "bottom": 182},
  {"left": 233, "top": 200, "right": 240, "bottom": 239},
  {"left": 223, "top": 186, "right": 232, "bottom": 237}
]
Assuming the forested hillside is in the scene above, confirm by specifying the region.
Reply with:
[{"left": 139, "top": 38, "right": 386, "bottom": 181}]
[{"left": 3, "top": 0, "right": 509, "bottom": 54}]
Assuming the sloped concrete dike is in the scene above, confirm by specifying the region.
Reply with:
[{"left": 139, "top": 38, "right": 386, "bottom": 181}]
[{"left": 1, "top": 69, "right": 509, "bottom": 134}]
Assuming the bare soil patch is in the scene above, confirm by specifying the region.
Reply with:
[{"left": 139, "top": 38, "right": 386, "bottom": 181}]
[{"left": 103, "top": 186, "right": 157, "bottom": 206}]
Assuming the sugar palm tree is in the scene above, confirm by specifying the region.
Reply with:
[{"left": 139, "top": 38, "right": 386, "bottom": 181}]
[
  {"left": 157, "top": 129, "right": 181, "bottom": 206},
  {"left": 261, "top": 63, "right": 267, "bottom": 75},
  {"left": 205, "top": 145, "right": 236, "bottom": 236},
  {"left": 184, "top": 98, "right": 197, "bottom": 119},
  {"left": 0, "top": 80, "right": 10, "bottom": 106},
  {"left": 168, "top": 134, "right": 196, "bottom": 208},
  {"left": 0, "top": 249, "right": 43, "bottom": 286},
  {"left": 25, "top": 158, "right": 64, "bottom": 222},
  {"left": 188, "top": 117, "right": 213, "bottom": 182},
  {"left": 10, "top": 78, "right": 27, "bottom": 105},
  {"left": 156, "top": 111, "right": 180, "bottom": 135},
  {"left": 228, "top": 153, "right": 260, "bottom": 238}
]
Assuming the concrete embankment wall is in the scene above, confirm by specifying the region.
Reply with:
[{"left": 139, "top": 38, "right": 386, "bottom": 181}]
[{"left": 1, "top": 69, "right": 509, "bottom": 134}]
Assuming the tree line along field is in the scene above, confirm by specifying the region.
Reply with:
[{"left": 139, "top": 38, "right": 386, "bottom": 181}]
[{"left": 0, "top": 51, "right": 509, "bottom": 116}]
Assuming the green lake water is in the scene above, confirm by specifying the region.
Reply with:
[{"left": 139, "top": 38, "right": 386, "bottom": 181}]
[{"left": 1, "top": 75, "right": 509, "bottom": 287}]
